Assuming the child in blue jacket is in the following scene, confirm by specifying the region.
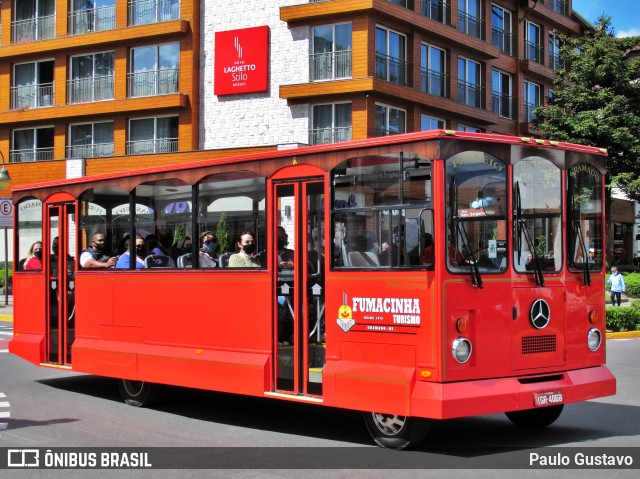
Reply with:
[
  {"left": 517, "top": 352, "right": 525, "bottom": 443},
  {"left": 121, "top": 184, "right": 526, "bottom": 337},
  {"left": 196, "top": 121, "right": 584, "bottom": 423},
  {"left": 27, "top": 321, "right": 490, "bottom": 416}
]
[{"left": 606, "top": 266, "right": 626, "bottom": 307}]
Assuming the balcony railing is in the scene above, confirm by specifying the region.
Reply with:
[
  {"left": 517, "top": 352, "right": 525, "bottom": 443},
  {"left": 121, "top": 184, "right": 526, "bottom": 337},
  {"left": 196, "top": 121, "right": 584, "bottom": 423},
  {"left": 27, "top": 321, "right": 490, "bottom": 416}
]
[
  {"left": 309, "top": 127, "right": 352, "bottom": 145},
  {"left": 69, "top": 6, "right": 116, "bottom": 34},
  {"left": 386, "top": 0, "right": 412, "bottom": 8},
  {"left": 525, "top": 41, "right": 544, "bottom": 64},
  {"left": 458, "top": 11, "right": 484, "bottom": 40},
  {"left": 10, "top": 148, "right": 54, "bottom": 163},
  {"left": 11, "top": 83, "right": 54, "bottom": 109},
  {"left": 548, "top": 0, "right": 568, "bottom": 16},
  {"left": 68, "top": 76, "right": 114, "bottom": 104},
  {"left": 128, "top": 0, "right": 181, "bottom": 26},
  {"left": 549, "top": 53, "right": 564, "bottom": 70},
  {"left": 524, "top": 102, "right": 540, "bottom": 123},
  {"left": 422, "top": 0, "right": 450, "bottom": 25},
  {"left": 12, "top": 15, "right": 55, "bottom": 43},
  {"left": 491, "top": 93, "right": 513, "bottom": 119},
  {"left": 457, "top": 80, "right": 485, "bottom": 109},
  {"left": 420, "top": 68, "right": 448, "bottom": 98},
  {"left": 127, "top": 69, "right": 179, "bottom": 97},
  {"left": 310, "top": 50, "right": 352, "bottom": 81},
  {"left": 127, "top": 138, "right": 178, "bottom": 155},
  {"left": 66, "top": 143, "right": 114, "bottom": 159},
  {"left": 374, "top": 128, "right": 406, "bottom": 137},
  {"left": 375, "top": 53, "right": 410, "bottom": 86},
  {"left": 492, "top": 27, "right": 513, "bottom": 56}
]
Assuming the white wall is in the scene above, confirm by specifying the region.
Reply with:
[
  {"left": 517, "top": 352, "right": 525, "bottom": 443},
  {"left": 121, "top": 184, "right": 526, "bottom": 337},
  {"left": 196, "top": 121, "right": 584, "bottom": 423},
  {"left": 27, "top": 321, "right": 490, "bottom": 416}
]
[{"left": 200, "top": 1, "right": 310, "bottom": 149}]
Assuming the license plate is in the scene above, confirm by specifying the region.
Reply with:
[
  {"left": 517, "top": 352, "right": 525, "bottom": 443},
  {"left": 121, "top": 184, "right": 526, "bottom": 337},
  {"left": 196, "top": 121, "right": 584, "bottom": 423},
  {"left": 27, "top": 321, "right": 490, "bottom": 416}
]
[{"left": 533, "top": 390, "right": 563, "bottom": 407}]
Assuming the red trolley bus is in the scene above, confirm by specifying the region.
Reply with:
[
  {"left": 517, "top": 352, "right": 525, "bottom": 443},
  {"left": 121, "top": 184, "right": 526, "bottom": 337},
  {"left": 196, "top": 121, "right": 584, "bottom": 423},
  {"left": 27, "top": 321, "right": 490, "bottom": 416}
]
[{"left": 10, "top": 131, "right": 615, "bottom": 448}]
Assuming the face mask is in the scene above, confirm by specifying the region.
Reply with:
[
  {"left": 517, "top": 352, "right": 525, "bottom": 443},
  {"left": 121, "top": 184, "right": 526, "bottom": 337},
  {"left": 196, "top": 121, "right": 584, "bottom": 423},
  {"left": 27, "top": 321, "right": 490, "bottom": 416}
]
[
  {"left": 242, "top": 243, "right": 255, "bottom": 255},
  {"left": 95, "top": 243, "right": 107, "bottom": 252},
  {"left": 136, "top": 246, "right": 146, "bottom": 257},
  {"left": 204, "top": 241, "right": 218, "bottom": 255},
  {"left": 277, "top": 239, "right": 287, "bottom": 249},
  {"left": 183, "top": 244, "right": 192, "bottom": 253},
  {"left": 34, "top": 250, "right": 42, "bottom": 259},
  {"left": 52, "top": 245, "right": 58, "bottom": 255}
]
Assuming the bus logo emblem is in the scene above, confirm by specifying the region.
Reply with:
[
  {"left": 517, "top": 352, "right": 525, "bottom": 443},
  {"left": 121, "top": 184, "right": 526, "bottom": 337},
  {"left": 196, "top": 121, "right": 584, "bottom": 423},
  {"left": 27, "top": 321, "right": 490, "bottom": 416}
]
[
  {"left": 337, "top": 292, "right": 355, "bottom": 332},
  {"left": 530, "top": 299, "right": 551, "bottom": 329}
]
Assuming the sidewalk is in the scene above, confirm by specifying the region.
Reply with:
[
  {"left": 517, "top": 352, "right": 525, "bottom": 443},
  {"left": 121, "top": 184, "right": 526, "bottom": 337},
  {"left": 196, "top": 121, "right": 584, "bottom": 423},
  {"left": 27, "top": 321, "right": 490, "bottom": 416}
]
[{"left": 0, "top": 294, "right": 13, "bottom": 322}]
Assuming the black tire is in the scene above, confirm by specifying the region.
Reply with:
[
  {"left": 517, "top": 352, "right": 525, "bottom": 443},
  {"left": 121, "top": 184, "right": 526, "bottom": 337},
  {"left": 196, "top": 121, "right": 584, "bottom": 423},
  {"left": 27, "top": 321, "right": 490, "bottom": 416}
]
[
  {"left": 118, "top": 379, "right": 162, "bottom": 407},
  {"left": 363, "top": 412, "right": 430, "bottom": 449},
  {"left": 505, "top": 405, "right": 564, "bottom": 428}
]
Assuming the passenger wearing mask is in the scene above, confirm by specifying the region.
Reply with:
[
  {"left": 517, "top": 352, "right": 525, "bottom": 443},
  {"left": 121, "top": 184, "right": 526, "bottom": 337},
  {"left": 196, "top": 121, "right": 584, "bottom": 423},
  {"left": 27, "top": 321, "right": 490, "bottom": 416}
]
[
  {"left": 198, "top": 231, "right": 219, "bottom": 268},
  {"left": 228, "top": 231, "right": 260, "bottom": 268},
  {"left": 24, "top": 241, "right": 43, "bottom": 271},
  {"left": 115, "top": 235, "right": 147, "bottom": 269},
  {"left": 80, "top": 232, "right": 117, "bottom": 269},
  {"left": 277, "top": 226, "right": 294, "bottom": 271},
  {"left": 177, "top": 236, "right": 192, "bottom": 255}
]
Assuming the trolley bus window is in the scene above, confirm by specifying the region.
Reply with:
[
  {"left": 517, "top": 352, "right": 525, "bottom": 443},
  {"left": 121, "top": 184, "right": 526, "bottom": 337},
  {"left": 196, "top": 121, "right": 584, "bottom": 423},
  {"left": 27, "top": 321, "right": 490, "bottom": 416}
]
[
  {"left": 567, "top": 163, "right": 603, "bottom": 273},
  {"left": 331, "top": 152, "right": 433, "bottom": 269},
  {"left": 513, "top": 157, "right": 562, "bottom": 274},
  {"left": 445, "top": 151, "right": 507, "bottom": 274},
  {"left": 16, "top": 198, "right": 43, "bottom": 272},
  {"left": 198, "top": 172, "right": 266, "bottom": 268}
]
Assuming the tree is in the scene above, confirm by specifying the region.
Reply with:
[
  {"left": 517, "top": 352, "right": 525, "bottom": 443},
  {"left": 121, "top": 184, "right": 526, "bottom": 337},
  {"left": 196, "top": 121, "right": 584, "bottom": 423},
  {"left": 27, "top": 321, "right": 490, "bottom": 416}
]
[{"left": 535, "top": 16, "right": 640, "bottom": 201}]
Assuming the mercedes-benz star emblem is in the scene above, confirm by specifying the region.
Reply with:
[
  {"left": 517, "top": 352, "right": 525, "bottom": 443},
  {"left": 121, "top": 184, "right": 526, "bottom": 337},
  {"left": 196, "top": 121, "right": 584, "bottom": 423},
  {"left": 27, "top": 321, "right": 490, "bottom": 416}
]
[{"left": 530, "top": 299, "right": 551, "bottom": 329}]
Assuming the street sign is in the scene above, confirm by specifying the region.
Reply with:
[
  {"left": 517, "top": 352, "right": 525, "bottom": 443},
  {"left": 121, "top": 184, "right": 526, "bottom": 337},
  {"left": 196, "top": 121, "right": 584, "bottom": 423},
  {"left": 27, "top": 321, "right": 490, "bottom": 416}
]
[{"left": 0, "top": 197, "right": 13, "bottom": 228}]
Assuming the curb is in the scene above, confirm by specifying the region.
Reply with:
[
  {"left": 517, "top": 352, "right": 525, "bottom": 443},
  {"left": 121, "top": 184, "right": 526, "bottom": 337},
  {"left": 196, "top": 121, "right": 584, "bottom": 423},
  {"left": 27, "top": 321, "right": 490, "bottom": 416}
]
[{"left": 0, "top": 315, "right": 11, "bottom": 323}]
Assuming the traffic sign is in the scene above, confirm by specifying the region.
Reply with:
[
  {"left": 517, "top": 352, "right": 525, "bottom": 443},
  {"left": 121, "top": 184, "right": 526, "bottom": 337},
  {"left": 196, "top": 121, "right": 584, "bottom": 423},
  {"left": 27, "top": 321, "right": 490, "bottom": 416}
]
[{"left": 0, "top": 197, "right": 13, "bottom": 228}]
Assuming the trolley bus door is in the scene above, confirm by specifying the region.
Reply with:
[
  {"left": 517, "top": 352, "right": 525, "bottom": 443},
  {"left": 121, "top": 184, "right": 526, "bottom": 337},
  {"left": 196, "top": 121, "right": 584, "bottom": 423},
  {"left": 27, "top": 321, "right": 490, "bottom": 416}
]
[
  {"left": 45, "top": 202, "right": 76, "bottom": 365},
  {"left": 274, "top": 180, "right": 325, "bottom": 396}
]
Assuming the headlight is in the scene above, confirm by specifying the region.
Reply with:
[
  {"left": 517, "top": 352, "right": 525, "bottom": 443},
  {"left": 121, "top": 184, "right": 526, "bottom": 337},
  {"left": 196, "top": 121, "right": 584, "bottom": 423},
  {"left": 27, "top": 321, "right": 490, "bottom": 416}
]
[
  {"left": 452, "top": 337, "right": 472, "bottom": 363},
  {"left": 587, "top": 328, "right": 602, "bottom": 351}
]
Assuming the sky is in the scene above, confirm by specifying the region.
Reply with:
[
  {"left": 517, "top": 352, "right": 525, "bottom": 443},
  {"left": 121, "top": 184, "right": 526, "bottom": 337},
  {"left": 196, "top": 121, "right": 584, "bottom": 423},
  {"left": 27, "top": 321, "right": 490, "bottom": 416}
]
[{"left": 572, "top": 0, "right": 640, "bottom": 38}]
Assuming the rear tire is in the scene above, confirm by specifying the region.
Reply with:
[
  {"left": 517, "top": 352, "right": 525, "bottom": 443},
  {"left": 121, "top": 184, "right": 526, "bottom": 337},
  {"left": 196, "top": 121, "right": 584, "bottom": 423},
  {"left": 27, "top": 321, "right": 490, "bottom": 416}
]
[
  {"left": 118, "top": 379, "right": 162, "bottom": 407},
  {"left": 505, "top": 405, "right": 564, "bottom": 428},
  {"left": 363, "top": 412, "right": 430, "bottom": 449}
]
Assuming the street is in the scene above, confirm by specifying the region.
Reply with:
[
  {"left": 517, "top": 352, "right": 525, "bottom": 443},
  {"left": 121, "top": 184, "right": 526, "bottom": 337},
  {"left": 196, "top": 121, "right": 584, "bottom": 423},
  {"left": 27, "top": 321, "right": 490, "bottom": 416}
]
[{"left": 0, "top": 326, "right": 638, "bottom": 477}]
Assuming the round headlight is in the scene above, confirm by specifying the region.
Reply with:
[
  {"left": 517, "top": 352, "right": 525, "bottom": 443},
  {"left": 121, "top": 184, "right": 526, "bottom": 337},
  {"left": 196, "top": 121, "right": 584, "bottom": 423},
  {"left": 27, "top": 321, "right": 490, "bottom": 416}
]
[
  {"left": 587, "top": 328, "right": 602, "bottom": 352},
  {"left": 452, "top": 337, "right": 472, "bottom": 363}
]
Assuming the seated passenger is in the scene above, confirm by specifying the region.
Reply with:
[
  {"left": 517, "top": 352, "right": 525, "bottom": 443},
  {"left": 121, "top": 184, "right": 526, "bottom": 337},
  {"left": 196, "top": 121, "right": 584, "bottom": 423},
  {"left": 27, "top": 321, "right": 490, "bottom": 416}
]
[
  {"left": 277, "top": 226, "right": 294, "bottom": 271},
  {"left": 420, "top": 233, "right": 434, "bottom": 265},
  {"left": 24, "top": 241, "right": 43, "bottom": 271},
  {"left": 198, "top": 231, "right": 219, "bottom": 268},
  {"left": 115, "top": 235, "right": 146, "bottom": 269},
  {"left": 80, "top": 232, "right": 117, "bottom": 269},
  {"left": 228, "top": 231, "right": 260, "bottom": 268}
]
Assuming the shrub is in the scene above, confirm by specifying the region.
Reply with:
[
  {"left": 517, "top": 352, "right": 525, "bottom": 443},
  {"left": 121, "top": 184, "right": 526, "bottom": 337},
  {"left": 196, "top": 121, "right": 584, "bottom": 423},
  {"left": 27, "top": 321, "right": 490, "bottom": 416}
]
[
  {"left": 624, "top": 272, "right": 640, "bottom": 297},
  {"left": 606, "top": 306, "right": 640, "bottom": 332}
]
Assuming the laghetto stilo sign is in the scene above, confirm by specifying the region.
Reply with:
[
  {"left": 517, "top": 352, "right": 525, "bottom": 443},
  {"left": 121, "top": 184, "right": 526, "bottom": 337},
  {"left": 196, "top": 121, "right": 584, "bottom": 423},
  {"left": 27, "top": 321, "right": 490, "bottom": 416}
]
[{"left": 214, "top": 26, "right": 270, "bottom": 95}]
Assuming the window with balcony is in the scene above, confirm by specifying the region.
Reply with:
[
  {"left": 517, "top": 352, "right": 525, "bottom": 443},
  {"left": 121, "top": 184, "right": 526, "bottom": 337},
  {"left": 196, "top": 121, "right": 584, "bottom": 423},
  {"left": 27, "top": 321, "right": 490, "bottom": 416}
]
[
  {"left": 11, "top": 127, "right": 54, "bottom": 163},
  {"left": 549, "top": 34, "right": 563, "bottom": 70},
  {"left": 458, "top": 57, "right": 483, "bottom": 108},
  {"left": 129, "top": 43, "right": 179, "bottom": 97},
  {"left": 421, "top": 43, "right": 447, "bottom": 97},
  {"left": 69, "top": 0, "right": 115, "bottom": 34},
  {"left": 525, "top": 21, "right": 543, "bottom": 64},
  {"left": 311, "top": 23, "right": 352, "bottom": 81},
  {"left": 310, "top": 103, "right": 352, "bottom": 145},
  {"left": 375, "top": 26, "right": 408, "bottom": 86},
  {"left": 458, "top": 0, "right": 483, "bottom": 40},
  {"left": 491, "top": 68, "right": 512, "bottom": 118},
  {"left": 458, "top": 125, "right": 481, "bottom": 132},
  {"left": 128, "top": 116, "right": 178, "bottom": 155},
  {"left": 491, "top": 4, "right": 512, "bottom": 55},
  {"left": 12, "top": 60, "right": 54, "bottom": 109},
  {"left": 421, "top": 114, "right": 445, "bottom": 130},
  {"left": 12, "top": 0, "right": 55, "bottom": 43},
  {"left": 549, "top": 0, "right": 567, "bottom": 16},
  {"left": 524, "top": 80, "right": 541, "bottom": 123},
  {"left": 128, "top": 0, "right": 180, "bottom": 26},
  {"left": 422, "top": 0, "right": 449, "bottom": 24},
  {"left": 68, "top": 122, "right": 114, "bottom": 158},
  {"left": 374, "top": 104, "right": 406, "bottom": 136},
  {"left": 68, "top": 52, "right": 114, "bottom": 104}
]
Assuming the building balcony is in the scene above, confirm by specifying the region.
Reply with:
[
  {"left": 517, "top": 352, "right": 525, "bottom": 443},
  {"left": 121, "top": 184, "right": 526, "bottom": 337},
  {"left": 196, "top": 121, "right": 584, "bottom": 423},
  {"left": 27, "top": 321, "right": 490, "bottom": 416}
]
[
  {"left": 129, "top": 0, "right": 181, "bottom": 26},
  {"left": 375, "top": 53, "right": 410, "bottom": 87},
  {"left": 128, "top": 69, "right": 179, "bottom": 97},
  {"left": 525, "top": 41, "right": 544, "bottom": 64},
  {"left": 420, "top": 68, "right": 448, "bottom": 98},
  {"left": 127, "top": 138, "right": 178, "bottom": 155},
  {"left": 67, "top": 143, "right": 115, "bottom": 159},
  {"left": 549, "top": 53, "right": 564, "bottom": 70},
  {"left": 310, "top": 50, "right": 352, "bottom": 81},
  {"left": 12, "top": 15, "right": 55, "bottom": 43},
  {"left": 422, "top": 0, "right": 451, "bottom": 26},
  {"left": 68, "top": 6, "right": 117, "bottom": 35},
  {"left": 309, "top": 127, "right": 352, "bottom": 145},
  {"left": 524, "top": 101, "right": 541, "bottom": 123},
  {"left": 11, "top": 84, "right": 54, "bottom": 109},
  {"left": 67, "top": 76, "right": 115, "bottom": 104},
  {"left": 10, "top": 148, "right": 54, "bottom": 163},
  {"left": 492, "top": 93, "right": 513, "bottom": 119},
  {"left": 548, "top": 0, "right": 568, "bottom": 16},
  {"left": 458, "top": 11, "right": 484, "bottom": 40},
  {"left": 492, "top": 27, "right": 513, "bottom": 56},
  {"left": 457, "top": 81, "right": 485, "bottom": 109}
]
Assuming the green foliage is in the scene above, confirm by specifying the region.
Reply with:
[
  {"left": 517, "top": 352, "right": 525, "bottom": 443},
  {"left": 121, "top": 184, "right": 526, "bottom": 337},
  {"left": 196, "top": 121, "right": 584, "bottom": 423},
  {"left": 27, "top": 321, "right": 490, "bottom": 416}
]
[
  {"left": 535, "top": 16, "right": 640, "bottom": 201},
  {"left": 0, "top": 262, "right": 13, "bottom": 288},
  {"left": 216, "top": 211, "right": 230, "bottom": 253},
  {"left": 623, "top": 272, "right": 640, "bottom": 296},
  {"left": 174, "top": 224, "right": 185, "bottom": 246},
  {"left": 606, "top": 306, "right": 640, "bottom": 331}
]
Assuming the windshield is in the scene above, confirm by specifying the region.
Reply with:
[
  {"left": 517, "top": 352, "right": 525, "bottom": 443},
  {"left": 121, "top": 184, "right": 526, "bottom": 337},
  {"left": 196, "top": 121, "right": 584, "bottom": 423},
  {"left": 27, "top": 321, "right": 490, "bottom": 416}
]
[
  {"left": 445, "top": 151, "right": 507, "bottom": 274},
  {"left": 513, "top": 157, "right": 562, "bottom": 274}
]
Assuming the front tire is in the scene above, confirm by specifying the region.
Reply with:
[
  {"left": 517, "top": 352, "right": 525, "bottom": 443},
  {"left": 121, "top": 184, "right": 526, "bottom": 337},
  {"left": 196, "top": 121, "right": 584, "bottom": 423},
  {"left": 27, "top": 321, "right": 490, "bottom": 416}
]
[
  {"left": 118, "top": 379, "right": 162, "bottom": 407},
  {"left": 505, "top": 405, "right": 564, "bottom": 428},
  {"left": 363, "top": 412, "right": 430, "bottom": 449}
]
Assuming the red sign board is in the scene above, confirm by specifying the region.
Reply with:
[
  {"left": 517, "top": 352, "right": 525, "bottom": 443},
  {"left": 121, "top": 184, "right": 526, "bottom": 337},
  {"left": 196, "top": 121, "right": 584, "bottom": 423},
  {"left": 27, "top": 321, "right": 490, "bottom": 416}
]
[{"left": 214, "top": 26, "right": 270, "bottom": 95}]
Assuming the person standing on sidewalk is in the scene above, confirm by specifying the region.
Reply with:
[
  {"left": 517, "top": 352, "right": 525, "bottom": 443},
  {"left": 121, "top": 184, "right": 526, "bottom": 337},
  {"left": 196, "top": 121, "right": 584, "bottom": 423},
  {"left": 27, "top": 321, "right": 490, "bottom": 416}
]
[{"left": 606, "top": 266, "right": 626, "bottom": 307}]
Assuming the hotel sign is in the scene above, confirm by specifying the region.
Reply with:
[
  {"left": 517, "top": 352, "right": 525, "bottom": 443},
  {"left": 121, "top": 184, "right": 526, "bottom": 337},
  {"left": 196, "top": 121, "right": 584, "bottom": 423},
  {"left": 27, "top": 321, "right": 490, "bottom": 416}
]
[{"left": 214, "top": 26, "right": 270, "bottom": 95}]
